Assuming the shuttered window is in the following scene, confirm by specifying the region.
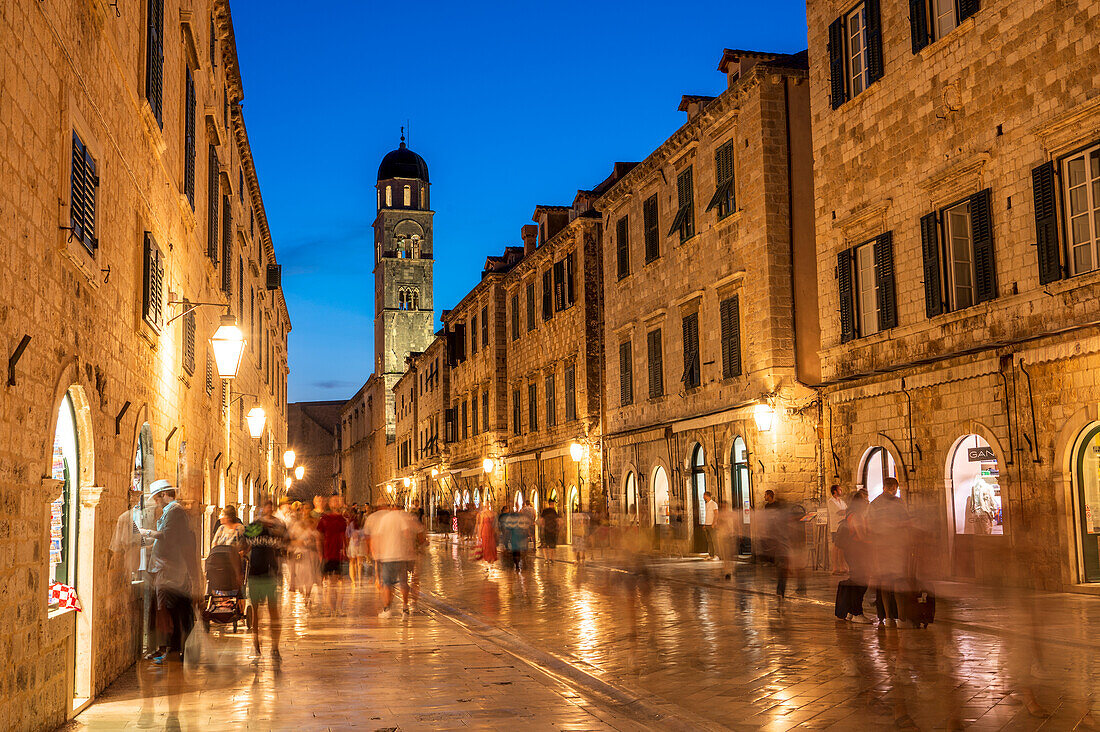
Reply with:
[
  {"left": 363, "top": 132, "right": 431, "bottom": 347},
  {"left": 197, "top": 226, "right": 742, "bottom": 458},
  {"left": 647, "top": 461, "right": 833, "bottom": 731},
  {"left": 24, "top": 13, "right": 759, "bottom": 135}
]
[
  {"left": 513, "top": 389, "right": 522, "bottom": 435},
  {"left": 526, "top": 282, "right": 536, "bottom": 331},
  {"left": 920, "top": 190, "right": 996, "bottom": 317},
  {"left": 719, "top": 296, "right": 742, "bottom": 378},
  {"left": 546, "top": 373, "right": 556, "bottom": 427},
  {"left": 1032, "top": 161, "right": 1062, "bottom": 284},
  {"left": 142, "top": 233, "right": 165, "bottom": 332},
  {"left": 706, "top": 140, "right": 736, "bottom": 218},
  {"left": 619, "top": 341, "right": 633, "bottom": 406},
  {"left": 542, "top": 269, "right": 553, "bottom": 320},
  {"left": 221, "top": 196, "right": 232, "bottom": 296},
  {"left": 205, "top": 351, "right": 214, "bottom": 394},
  {"left": 553, "top": 260, "right": 566, "bottom": 311},
  {"left": 681, "top": 313, "right": 700, "bottom": 389},
  {"left": 209, "top": 14, "right": 216, "bottom": 67},
  {"left": 183, "top": 68, "right": 196, "bottom": 207},
  {"left": 482, "top": 391, "right": 489, "bottom": 432},
  {"left": 183, "top": 299, "right": 196, "bottom": 376},
  {"left": 564, "top": 364, "right": 576, "bottom": 421},
  {"left": 565, "top": 250, "right": 576, "bottom": 307},
  {"left": 207, "top": 145, "right": 219, "bottom": 264},
  {"left": 145, "top": 0, "right": 164, "bottom": 126},
  {"left": 237, "top": 255, "right": 243, "bottom": 317},
  {"left": 511, "top": 294, "right": 520, "bottom": 340},
  {"left": 470, "top": 313, "right": 478, "bottom": 355},
  {"left": 471, "top": 391, "right": 479, "bottom": 436},
  {"left": 873, "top": 232, "right": 899, "bottom": 330},
  {"left": 839, "top": 233, "right": 897, "bottom": 340},
  {"left": 1060, "top": 146, "right": 1100, "bottom": 278},
  {"left": 829, "top": 0, "right": 882, "bottom": 108},
  {"left": 911, "top": 0, "right": 980, "bottom": 52},
  {"left": 481, "top": 305, "right": 489, "bottom": 346},
  {"left": 643, "top": 194, "right": 660, "bottom": 262},
  {"left": 461, "top": 400, "right": 468, "bottom": 440},
  {"left": 616, "top": 216, "right": 630, "bottom": 279},
  {"left": 667, "top": 167, "right": 695, "bottom": 241},
  {"left": 70, "top": 131, "right": 98, "bottom": 255},
  {"left": 528, "top": 382, "right": 538, "bottom": 432},
  {"left": 647, "top": 329, "right": 664, "bottom": 399}
]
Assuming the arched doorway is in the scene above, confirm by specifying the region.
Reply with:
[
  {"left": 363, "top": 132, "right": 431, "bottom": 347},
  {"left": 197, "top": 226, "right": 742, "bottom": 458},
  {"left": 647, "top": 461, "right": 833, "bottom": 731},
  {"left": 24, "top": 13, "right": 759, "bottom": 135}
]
[
  {"left": 731, "top": 437, "right": 753, "bottom": 555},
  {"left": 566, "top": 484, "right": 580, "bottom": 543},
  {"left": 1075, "top": 423, "right": 1100, "bottom": 582},
  {"left": 623, "top": 471, "right": 638, "bottom": 525},
  {"left": 513, "top": 490, "right": 524, "bottom": 511},
  {"left": 948, "top": 433, "right": 1004, "bottom": 578},
  {"left": 690, "top": 444, "right": 707, "bottom": 553},
  {"left": 652, "top": 466, "right": 670, "bottom": 526},
  {"left": 50, "top": 393, "right": 80, "bottom": 595},
  {"left": 860, "top": 446, "right": 897, "bottom": 501}
]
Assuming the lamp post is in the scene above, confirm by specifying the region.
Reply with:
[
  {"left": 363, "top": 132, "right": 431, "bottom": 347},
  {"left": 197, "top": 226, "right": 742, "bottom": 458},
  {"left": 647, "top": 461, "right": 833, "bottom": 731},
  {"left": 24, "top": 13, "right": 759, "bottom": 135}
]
[
  {"left": 210, "top": 314, "right": 246, "bottom": 379},
  {"left": 754, "top": 403, "right": 775, "bottom": 432}
]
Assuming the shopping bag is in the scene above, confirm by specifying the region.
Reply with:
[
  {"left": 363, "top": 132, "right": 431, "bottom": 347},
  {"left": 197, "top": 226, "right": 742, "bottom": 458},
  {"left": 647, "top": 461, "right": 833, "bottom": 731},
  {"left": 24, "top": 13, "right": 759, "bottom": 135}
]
[{"left": 183, "top": 624, "right": 210, "bottom": 670}]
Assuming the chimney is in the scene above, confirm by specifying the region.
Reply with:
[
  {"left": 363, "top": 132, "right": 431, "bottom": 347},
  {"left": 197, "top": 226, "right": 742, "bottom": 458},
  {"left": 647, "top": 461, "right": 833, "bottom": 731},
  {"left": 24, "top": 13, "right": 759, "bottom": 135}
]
[
  {"left": 521, "top": 224, "right": 538, "bottom": 255},
  {"left": 678, "top": 95, "right": 715, "bottom": 123},
  {"left": 717, "top": 49, "right": 780, "bottom": 90}
]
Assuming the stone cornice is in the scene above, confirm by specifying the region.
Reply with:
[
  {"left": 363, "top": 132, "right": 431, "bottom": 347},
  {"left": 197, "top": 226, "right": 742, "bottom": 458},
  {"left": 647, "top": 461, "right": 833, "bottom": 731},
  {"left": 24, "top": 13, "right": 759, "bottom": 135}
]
[{"left": 79, "top": 486, "right": 106, "bottom": 509}]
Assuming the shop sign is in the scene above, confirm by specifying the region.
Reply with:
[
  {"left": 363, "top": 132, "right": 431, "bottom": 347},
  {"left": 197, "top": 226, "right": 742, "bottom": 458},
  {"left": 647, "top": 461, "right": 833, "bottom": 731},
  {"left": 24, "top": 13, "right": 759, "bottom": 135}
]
[{"left": 967, "top": 446, "right": 995, "bottom": 462}]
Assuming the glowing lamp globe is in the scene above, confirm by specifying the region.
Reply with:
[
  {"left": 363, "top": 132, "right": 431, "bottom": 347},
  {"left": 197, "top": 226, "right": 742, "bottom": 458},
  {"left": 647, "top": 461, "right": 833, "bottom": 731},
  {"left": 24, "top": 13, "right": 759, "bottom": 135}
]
[
  {"left": 245, "top": 406, "right": 266, "bottom": 439},
  {"left": 294, "top": 465, "right": 304, "bottom": 480},
  {"left": 569, "top": 442, "right": 585, "bottom": 463},
  {"left": 482, "top": 458, "right": 495, "bottom": 473},
  {"left": 210, "top": 315, "right": 246, "bottom": 379},
  {"left": 283, "top": 449, "right": 296, "bottom": 469}
]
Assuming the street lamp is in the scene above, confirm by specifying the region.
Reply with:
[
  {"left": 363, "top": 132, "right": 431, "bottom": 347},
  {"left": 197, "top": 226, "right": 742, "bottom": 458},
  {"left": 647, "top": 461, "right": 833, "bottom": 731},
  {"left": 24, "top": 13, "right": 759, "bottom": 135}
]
[
  {"left": 482, "top": 458, "right": 495, "bottom": 473},
  {"left": 569, "top": 442, "right": 585, "bottom": 463},
  {"left": 294, "top": 465, "right": 305, "bottom": 480},
  {"left": 284, "top": 477, "right": 292, "bottom": 490},
  {"left": 210, "top": 314, "right": 246, "bottom": 379},
  {"left": 245, "top": 406, "right": 266, "bottom": 439},
  {"left": 403, "top": 476, "right": 411, "bottom": 488},
  {"left": 283, "top": 449, "right": 296, "bottom": 469},
  {"left": 431, "top": 468, "right": 439, "bottom": 477},
  {"left": 754, "top": 403, "right": 775, "bottom": 432}
]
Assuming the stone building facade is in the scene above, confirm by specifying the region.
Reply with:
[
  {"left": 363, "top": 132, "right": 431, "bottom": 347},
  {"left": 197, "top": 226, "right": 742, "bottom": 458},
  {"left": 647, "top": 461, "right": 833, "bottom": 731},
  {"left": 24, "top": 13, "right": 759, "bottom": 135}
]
[
  {"left": 337, "top": 375, "right": 388, "bottom": 505},
  {"left": 388, "top": 335, "right": 448, "bottom": 519},
  {"left": 0, "top": 0, "right": 290, "bottom": 727},
  {"left": 286, "top": 401, "right": 342, "bottom": 501},
  {"left": 807, "top": 0, "right": 1100, "bottom": 588},
  {"left": 596, "top": 50, "right": 820, "bottom": 555}
]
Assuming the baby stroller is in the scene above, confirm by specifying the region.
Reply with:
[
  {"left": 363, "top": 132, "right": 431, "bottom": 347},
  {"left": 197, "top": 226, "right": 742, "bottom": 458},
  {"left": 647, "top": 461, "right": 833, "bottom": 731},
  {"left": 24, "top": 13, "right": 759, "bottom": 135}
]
[{"left": 200, "top": 544, "right": 253, "bottom": 633}]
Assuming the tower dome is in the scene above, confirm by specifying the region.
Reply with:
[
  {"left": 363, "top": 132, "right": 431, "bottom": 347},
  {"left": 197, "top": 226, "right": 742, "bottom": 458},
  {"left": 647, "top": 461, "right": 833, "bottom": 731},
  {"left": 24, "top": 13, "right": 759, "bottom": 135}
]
[{"left": 377, "top": 138, "right": 429, "bottom": 183}]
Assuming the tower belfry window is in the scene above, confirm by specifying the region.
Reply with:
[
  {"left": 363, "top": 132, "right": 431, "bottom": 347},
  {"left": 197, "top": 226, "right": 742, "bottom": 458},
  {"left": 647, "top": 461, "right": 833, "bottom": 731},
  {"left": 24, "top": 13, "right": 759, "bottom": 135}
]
[
  {"left": 385, "top": 186, "right": 392, "bottom": 207},
  {"left": 403, "top": 185, "right": 411, "bottom": 206}
]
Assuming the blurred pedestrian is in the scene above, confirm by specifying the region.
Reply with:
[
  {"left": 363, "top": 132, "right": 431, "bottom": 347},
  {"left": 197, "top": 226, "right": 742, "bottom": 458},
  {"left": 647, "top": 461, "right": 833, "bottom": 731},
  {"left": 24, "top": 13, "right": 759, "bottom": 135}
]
[
  {"left": 834, "top": 489, "right": 872, "bottom": 623},
  {"left": 347, "top": 507, "right": 367, "bottom": 587},
  {"left": 760, "top": 489, "right": 780, "bottom": 563},
  {"left": 869, "top": 477, "right": 910, "bottom": 627},
  {"left": 702, "top": 490, "right": 719, "bottom": 559},
  {"left": 316, "top": 495, "right": 349, "bottom": 615},
  {"left": 371, "top": 500, "right": 424, "bottom": 617},
  {"left": 245, "top": 499, "right": 287, "bottom": 659},
  {"left": 474, "top": 502, "right": 499, "bottom": 573},
  {"left": 139, "top": 480, "right": 199, "bottom": 665},
  {"left": 212, "top": 504, "right": 245, "bottom": 552},
  {"left": 539, "top": 499, "right": 560, "bottom": 559},
  {"left": 714, "top": 499, "right": 738, "bottom": 580},
  {"left": 572, "top": 508, "right": 591, "bottom": 564},
  {"left": 828, "top": 485, "right": 849, "bottom": 574},
  {"left": 288, "top": 503, "right": 320, "bottom": 607},
  {"left": 499, "top": 507, "right": 531, "bottom": 572}
]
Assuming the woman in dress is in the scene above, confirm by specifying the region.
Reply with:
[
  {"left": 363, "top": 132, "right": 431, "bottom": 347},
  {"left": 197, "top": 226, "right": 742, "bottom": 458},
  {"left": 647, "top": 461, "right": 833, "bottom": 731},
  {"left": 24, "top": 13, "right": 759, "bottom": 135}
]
[
  {"left": 474, "top": 502, "right": 499, "bottom": 574},
  {"left": 288, "top": 503, "right": 321, "bottom": 607}
]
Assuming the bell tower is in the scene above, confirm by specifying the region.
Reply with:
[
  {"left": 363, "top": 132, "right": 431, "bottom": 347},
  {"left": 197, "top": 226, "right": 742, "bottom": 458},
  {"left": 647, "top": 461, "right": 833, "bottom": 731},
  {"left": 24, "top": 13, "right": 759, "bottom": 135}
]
[{"left": 373, "top": 133, "right": 434, "bottom": 439}]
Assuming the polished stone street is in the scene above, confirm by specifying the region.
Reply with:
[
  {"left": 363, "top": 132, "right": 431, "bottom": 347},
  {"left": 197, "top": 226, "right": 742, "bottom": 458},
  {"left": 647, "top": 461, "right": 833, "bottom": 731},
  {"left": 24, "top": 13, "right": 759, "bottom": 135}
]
[{"left": 67, "top": 538, "right": 1100, "bottom": 731}]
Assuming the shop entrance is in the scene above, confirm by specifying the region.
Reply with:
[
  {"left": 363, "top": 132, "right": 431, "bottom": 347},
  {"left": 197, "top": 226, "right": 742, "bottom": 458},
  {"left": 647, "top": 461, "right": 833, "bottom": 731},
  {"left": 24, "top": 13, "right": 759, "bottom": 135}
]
[
  {"left": 50, "top": 394, "right": 80, "bottom": 600},
  {"left": 731, "top": 437, "right": 753, "bottom": 555},
  {"left": 623, "top": 471, "right": 639, "bottom": 525},
  {"left": 690, "top": 444, "right": 708, "bottom": 554},
  {"left": 1075, "top": 423, "right": 1100, "bottom": 582},
  {"left": 860, "top": 446, "right": 897, "bottom": 501},
  {"left": 948, "top": 434, "right": 1004, "bottom": 578}
]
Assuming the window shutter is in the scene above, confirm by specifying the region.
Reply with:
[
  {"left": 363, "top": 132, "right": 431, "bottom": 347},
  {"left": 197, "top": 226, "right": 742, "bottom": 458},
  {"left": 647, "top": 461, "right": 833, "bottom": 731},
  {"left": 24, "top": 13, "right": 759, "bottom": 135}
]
[
  {"left": 837, "top": 249, "right": 856, "bottom": 343},
  {"left": 565, "top": 365, "right": 576, "bottom": 421},
  {"left": 566, "top": 250, "right": 576, "bottom": 306},
  {"left": 675, "top": 167, "right": 695, "bottom": 240},
  {"left": 208, "top": 146, "right": 219, "bottom": 263},
  {"left": 145, "top": 0, "right": 164, "bottom": 125},
  {"left": 957, "top": 0, "right": 980, "bottom": 22},
  {"left": 183, "top": 299, "right": 196, "bottom": 376},
  {"left": 909, "top": 0, "right": 931, "bottom": 52},
  {"left": 873, "top": 232, "right": 898, "bottom": 330},
  {"left": 553, "top": 260, "right": 566, "bottom": 311},
  {"left": 455, "top": 323, "right": 467, "bottom": 361},
  {"left": 526, "top": 282, "right": 536, "bottom": 330},
  {"left": 546, "top": 373, "right": 556, "bottom": 427},
  {"left": 616, "top": 216, "right": 629, "bottom": 279},
  {"left": 184, "top": 68, "right": 196, "bottom": 206},
  {"left": 644, "top": 195, "right": 660, "bottom": 262},
  {"left": 647, "top": 329, "right": 664, "bottom": 398},
  {"left": 470, "top": 314, "right": 477, "bottom": 354},
  {"left": 511, "top": 294, "right": 520, "bottom": 340},
  {"left": 471, "top": 391, "right": 479, "bottom": 436},
  {"left": 681, "top": 313, "right": 700, "bottom": 387},
  {"left": 529, "top": 382, "right": 537, "bottom": 431},
  {"left": 970, "top": 188, "right": 997, "bottom": 303},
  {"left": 513, "top": 390, "right": 521, "bottom": 434},
  {"left": 619, "top": 341, "right": 633, "bottom": 406},
  {"left": 481, "top": 305, "right": 489, "bottom": 346},
  {"left": 266, "top": 264, "right": 282, "bottom": 290},
  {"left": 828, "top": 17, "right": 847, "bottom": 109},
  {"left": 221, "top": 196, "right": 232, "bottom": 295},
  {"left": 542, "top": 269, "right": 553, "bottom": 320},
  {"left": 205, "top": 351, "right": 214, "bottom": 394},
  {"left": 720, "top": 296, "right": 741, "bottom": 378},
  {"left": 1032, "top": 161, "right": 1063, "bottom": 285},
  {"left": 482, "top": 391, "right": 489, "bottom": 432},
  {"left": 920, "top": 212, "right": 944, "bottom": 317},
  {"left": 865, "top": 0, "right": 885, "bottom": 83},
  {"left": 142, "top": 232, "right": 164, "bottom": 331},
  {"left": 70, "top": 133, "right": 87, "bottom": 246}
]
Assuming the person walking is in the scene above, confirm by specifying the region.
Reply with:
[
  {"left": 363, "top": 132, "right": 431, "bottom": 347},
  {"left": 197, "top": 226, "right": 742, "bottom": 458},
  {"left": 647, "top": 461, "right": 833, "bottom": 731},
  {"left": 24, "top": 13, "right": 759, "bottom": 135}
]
[
  {"left": 370, "top": 500, "right": 424, "bottom": 617},
  {"left": 347, "top": 507, "right": 367, "bottom": 587},
  {"left": 139, "top": 480, "right": 199, "bottom": 665},
  {"left": 499, "top": 508, "right": 532, "bottom": 572},
  {"left": 572, "top": 508, "right": 591, "bottom": 564},
  {"left": 288, "top": 503, "right": 321, "bottom": 607},
  {"left": 539, "top": 499, "right": 560, "bottom": 559},
  {"left": 834, "top": 489, "right": 873, "bottom": 623},
  {"left": 244, "top": 499, "right": 287, "bottom": 659},
  {"left": 474, "top": 502, "right": 499, "bottom": 574},
  {"left": 715, "top": 499, "right": 738, "bottom": 580},
  {"left": 212, "top": 504, "right": 245, "bottom": 549},
  {"left": 316, "top": 495, "right": 349, "bottom": 615},
  {"left": 869, "top": 477, "right": 911, "bottom": 627},
  {"left": 828, "top": 485, "right": 849, "bottom": 575},
  {"left": 702, "top": 491, "right": 719, "bottom": 559}
]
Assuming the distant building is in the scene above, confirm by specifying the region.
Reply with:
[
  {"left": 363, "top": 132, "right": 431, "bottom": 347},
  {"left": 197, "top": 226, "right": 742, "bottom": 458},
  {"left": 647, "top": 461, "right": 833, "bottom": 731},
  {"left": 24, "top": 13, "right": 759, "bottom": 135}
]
[{"left": 287, "top": 401, "right": 343, "bottom": 501}]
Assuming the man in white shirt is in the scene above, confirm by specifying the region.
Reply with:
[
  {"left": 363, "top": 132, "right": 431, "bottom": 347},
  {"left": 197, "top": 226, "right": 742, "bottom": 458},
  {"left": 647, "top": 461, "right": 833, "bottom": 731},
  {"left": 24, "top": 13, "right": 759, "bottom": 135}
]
[
  {"left": 702, "top": 491, "right": 719, "bottom": 559},
  {"left": 827, "top": 484, "right": 848, "bottom": 574},
  {"left": 369, "top": 502, "right": 424, "bottom": 617}
]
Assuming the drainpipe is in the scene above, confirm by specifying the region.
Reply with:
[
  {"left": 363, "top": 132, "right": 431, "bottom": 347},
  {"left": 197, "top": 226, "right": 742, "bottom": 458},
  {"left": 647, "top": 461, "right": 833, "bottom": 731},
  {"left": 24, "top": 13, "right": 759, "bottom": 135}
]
[
  {"left": 900, "top": 378, "right": 916, "bottom": 474},
  {"left": 1018, "top": 359, "right": 1042, "bottom": 464}
]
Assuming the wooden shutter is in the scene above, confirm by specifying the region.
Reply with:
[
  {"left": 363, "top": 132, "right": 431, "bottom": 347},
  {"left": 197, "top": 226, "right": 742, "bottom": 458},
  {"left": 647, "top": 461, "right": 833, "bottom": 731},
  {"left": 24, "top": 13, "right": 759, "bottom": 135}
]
[
  {"left": 455, "top": 323, "right": 467, "bottom": 361},
  {"left": 205, "top": 351, "right": 214, "bottom": 394},
  {"left": 828, "top": 17, "right": 847, "bottom": 109},
  {"left": 566, "top": 250, "right": 576, "bottom": 306},
  {"left": 470, "top": 314, "right": 477, "bottom": 354},
  {"left": 682, "top": 313, "right": 700, "bottom": 387},
  {"left": 920, "top": 212, "right": 944, "bottom": 317},
  {"left": 183, "top": 300, "right": 195, "bottom": 376},
  {"left": 865, "top": 0, "right": 885, "bottom": 83},
  {"left": 616, "top": 216, "right": 629, "bottom": 279},
  {"left": 546, "top": 373, "right": 556, "bottom": 427},
  {"left": 482, "top": 391, "right": 489, "bottom": 432},
  {"left": 909, "top": 0, "right": 931, "bottom": 52},
  {"left": 208, "top": 146, "right": 219, "bottom": 263},
  {"left": 706, "top": 142, "right": 736, "bottom": 213},
  {"left": 619, "top": 341, "right": 633, "bottom": 406},
  {"left": 970, "top": 188, "right": 997, "bottom": 303},
  {"left": 676, "top": 166, "right": 695, "bottom": 240},
  {"left": 142, "top": 233, "right": 164, "bottom": 331},
  {"left": 221, "top": 196, "right": 232, "bottom": 295},
  {"left": 553, "top": 260, "right": 566, "bottom": 311},
  {"left": 481, "top": 305, "right": 489, "bottom": 346},
  {"left": 957, "top": 0, "right": 980, "bottom": 21},
  {"left": 511, "top": 294, "right": 520, "bottom": 339},
  {"left": 644, "top": 194, "right": 660, "bottom": 261},
  {"left": 873, "top": 232, "right": 898, "bottom": 330},
  {"left": 526, "top": 282, "right": 536, "bottom": 330},
  {"left": 837, "top": 249, "right": 856, "bottom": 342},
  {"left": 184, "top": 68, "right": 196, "bottom": 206},
  {"left": 513, "top": 390, "right": 521, "bottom": 434},
  {"left": 145, "top": 0, "right": 164, "bottom": 125},
  {"left": 542, "top": 269, "right": 553, "bottom": 320},
  {"left": 720, "top": 296, "right": 741, "bottom": 378},
  {"left": 529, "top": 383, "right": 538, "bottom": 431},
  {"left": 70, "top": 132, "right": 98, "bottom": 254},
  {"left": 647, "top": 329, "right": 663, "bottom": 398},
  {"left": 1032, "top": 161, "right": 1063, "bottom": 285},
  {"left": 565, "top": 365, "right": 576, "bottom": 421},
  {"left": 461, "top": 400, "right": 468, "bottom": 439},
  {"left": 471, "top": 391, "right": 479, "bottom": 436},
  {"left": 266, "top": 264, "right": 281, "bottom": 289},
  {"left": 237, "top": 255, "right": 243, "bottom": 316}
]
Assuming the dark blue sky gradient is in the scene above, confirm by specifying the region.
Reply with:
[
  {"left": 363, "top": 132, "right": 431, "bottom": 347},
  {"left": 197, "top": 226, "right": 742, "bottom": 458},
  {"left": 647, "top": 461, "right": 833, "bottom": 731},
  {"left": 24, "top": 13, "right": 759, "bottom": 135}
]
[{"left": 231, "top": 0, "right": 808, "bottom": 402}]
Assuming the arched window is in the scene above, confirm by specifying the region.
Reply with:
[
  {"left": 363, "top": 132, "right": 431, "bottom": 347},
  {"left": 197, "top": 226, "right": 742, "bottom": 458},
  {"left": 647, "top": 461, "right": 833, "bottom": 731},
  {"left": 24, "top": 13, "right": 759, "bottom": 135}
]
[
  {"left": 624, "top": 471, "right": 638, "bottom": 523},
  {"left": 49, "top": 393, "right": 80, "bottom": 594},
  {"left": 949, "top": 434, "right": 1002, "bottom": 536},
  {"left": 860, "top": 446, "right": 897, "bottom": 501},
  {"left": 691, "top": 444, "right": 706, "bottom": 524},
  {"left": 403, "top": 185, "right": 411, "bottom": 206},
  {"left": 385, "top": 185, "right": 392, "bottom": 207},
  {"left": 731, "top": 436, "right": 752, "bottom": 553},
  {"left": 652, "top": 466, "right": 670, "bottom": 525}
]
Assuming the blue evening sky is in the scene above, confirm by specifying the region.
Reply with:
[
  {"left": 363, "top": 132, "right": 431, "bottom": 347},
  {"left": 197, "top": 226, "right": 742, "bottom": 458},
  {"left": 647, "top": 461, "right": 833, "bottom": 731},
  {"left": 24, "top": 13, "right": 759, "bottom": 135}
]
[{"left": 231, "top": 0, "right": 808, "bottom": 402}]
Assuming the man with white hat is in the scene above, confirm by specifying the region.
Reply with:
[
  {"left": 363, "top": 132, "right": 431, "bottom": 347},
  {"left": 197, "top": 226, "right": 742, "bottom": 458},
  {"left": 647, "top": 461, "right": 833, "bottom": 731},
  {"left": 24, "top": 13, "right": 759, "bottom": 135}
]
[{"left": 139, "top": 480, "right": 198, "bottom": 664}]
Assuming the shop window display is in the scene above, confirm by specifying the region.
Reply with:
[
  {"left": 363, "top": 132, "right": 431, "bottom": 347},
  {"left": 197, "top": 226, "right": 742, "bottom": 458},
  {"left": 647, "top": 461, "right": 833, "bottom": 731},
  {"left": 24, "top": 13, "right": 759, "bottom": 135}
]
[
  {"left": 652, "top": 466, "right": 670, "bottom": 525},
  {"left": 861, "top": 446, "right": 897, "bottom": 501},
  {"left": 49, "top": 394, "right": 79, "bottom": 600},
  {"left": 1076, "top": 424, "right": 1100, "bottom": 582},
  {"left": 624, "top": 472, "right": 638, "bottom": 524},
  {"left": 950, "top": 434, "right": 1003, "bottom": 535}
]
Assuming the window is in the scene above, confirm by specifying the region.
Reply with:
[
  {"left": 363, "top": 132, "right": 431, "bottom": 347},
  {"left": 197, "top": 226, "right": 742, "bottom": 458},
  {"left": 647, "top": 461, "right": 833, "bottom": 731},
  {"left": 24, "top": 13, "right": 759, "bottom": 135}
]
[
  {"left": 950, "top": 434, "right": 1003, "bottom": 536},
  {"left": 206, "top": 351, "right": 214, "bottom": 394},
  {"left": 643, "top": 194, "right": 660, "bottom": 262},
  {"left": 461, "top": 400, "right": 468, "bottom": 440},
  {"left": 528, "top": 382, "right": 538, "bottom": 431},
  {"left": 668, "top": 167, "right": 695, "bottom": 242},
  {"left": 513, "top": 389, "right": 522, "bottom": 435},
  {"left": 565, "top": 250, "right": 576, "bottom": 307},
  {"left": 238, "top": 169, "right": 244, "bottom": 204},
  {"left": 546, "top": 373, "right": 556, "bottom": 428},
  {"left": 385, "top": 186, "right": 392, "bottom": 207},
  {"left": 920, "top": 190, "right": 995, "bottom": 317},
  {"left": 838, "top": 233, "right": 897, "bottom": 341},
  {"left": 145, "top": 0, "right": 164, "bottom": 125},
  {"left": 398, "top": 288, "right": 419, "bottom": 310},
  {"left": 221, "top": 195, "right": 232, "bottom": 296},
  {"left": 647, "top": 329, "right": 664, "bottom": 398},
  {"left": 681, "top": 312, "right": 700, "bottom": 389},
  {"left": 911, "top": 0, "right": 980, "bottom": 52},
  {"left": 183, "top": 68, "right": 196, "bottom": 207},
  {"left": 207, "top": 145, "right": 219, "bottom": 263},
  {"left": 1063, "top": 144, "right": 1100, "bottom": 276},
  {"left": 828, "top": 0, "right": 883, "bottom": 108},
  {"left": 471, "top": 391, "right": 479, "bottom": 436},
  {"left": 526, "top": 282, "right": 536, "bottom": 331},
  {"left": 542, "top": 269, "right": 553, "bottom": 320},
  {"left": 619, "top": 341, "right": 633, "bottom": 406},
  {"left": 564, "top": 364, "right": 576, "bottom": 421},
  {"left": 553, "top": 260, "right": 566, "bottom": 311},
  {"left": 481, "top": 305, "right": 489, "bottom": 346},
  {"left": 719, "top": 296, "right": 742, "bottom": 378},
  {"left": 470, "top": 313, "right": 478, "bottom": 354},
  {"left": 142, "top": 233, "right": 165, "bottom": 332},
  {"left": 616, "top": 216, "right": 630, "bottom": 279},
  {"left": 482, "top": 390, "right": 489, "bottom": 432},
  {"left": 511, "top": 294, "right": 520, "bottom": 340},
  {"left": 403, "top": 185, "right": 411, "bottom": 206},
  {"left": 69, "top": 132, "right": 99, "bottom": 255},
  {"left": 707, "top": 141, "right": 736, "bottom": 219}
]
